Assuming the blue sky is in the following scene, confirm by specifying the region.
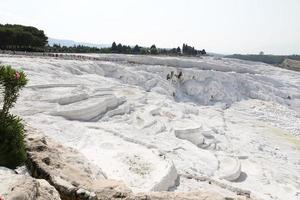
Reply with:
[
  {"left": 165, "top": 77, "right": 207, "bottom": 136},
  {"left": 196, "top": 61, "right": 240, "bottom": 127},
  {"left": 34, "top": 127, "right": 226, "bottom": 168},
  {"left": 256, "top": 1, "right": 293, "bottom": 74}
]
[{"left": 0, "top": 0, "right": 299, "bottom": 54}]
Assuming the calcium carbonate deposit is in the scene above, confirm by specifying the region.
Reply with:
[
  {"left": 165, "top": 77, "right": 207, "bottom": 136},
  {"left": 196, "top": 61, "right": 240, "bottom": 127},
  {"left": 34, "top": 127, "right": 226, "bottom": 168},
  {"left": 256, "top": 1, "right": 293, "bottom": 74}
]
[{"left": 1, "top": 54, "right": 300, "bottom": 200}]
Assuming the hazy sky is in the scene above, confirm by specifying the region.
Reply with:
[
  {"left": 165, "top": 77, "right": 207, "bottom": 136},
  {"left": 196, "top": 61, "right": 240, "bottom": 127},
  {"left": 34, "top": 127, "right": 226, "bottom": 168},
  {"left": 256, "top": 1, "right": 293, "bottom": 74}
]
[{"left": 0, "top": 0, "right": 299, "bottom": 54}]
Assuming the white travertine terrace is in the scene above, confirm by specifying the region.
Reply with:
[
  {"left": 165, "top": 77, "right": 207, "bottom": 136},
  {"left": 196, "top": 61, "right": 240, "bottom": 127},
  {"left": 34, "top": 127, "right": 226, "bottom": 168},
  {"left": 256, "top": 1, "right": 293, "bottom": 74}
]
[{"left": 0, "top": 53, "right": 299, "bottom": 200}]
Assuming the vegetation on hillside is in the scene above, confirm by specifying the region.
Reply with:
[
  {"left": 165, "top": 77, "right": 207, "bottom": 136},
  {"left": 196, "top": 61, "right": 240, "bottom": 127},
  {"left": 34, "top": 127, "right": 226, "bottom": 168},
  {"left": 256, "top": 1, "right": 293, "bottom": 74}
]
[
  {"left": 0, "top": 24, "right": 48, "bottom": 52},
  {"left": 0, "top": 65, "right": 28, "bottom": 169},
  {"left": 226, "top": 54, "right": 300, "bottom": 65}
]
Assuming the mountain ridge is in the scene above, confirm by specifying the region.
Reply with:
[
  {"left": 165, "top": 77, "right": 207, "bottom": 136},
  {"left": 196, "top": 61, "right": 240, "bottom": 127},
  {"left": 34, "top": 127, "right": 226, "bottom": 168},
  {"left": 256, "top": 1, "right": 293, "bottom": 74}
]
[{"left": 48, "top": 38, "right": 110, "bottom": 48}]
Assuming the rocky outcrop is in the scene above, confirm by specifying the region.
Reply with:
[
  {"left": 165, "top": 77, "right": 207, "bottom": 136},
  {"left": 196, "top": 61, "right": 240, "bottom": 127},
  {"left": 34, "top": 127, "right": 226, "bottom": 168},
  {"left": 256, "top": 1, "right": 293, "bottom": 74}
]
[
  {"left": 23, "top": 126, "right": 252, "bottom": 200},
  {"left": 0, "top": 167, "right": 61, "bottom": 200}
]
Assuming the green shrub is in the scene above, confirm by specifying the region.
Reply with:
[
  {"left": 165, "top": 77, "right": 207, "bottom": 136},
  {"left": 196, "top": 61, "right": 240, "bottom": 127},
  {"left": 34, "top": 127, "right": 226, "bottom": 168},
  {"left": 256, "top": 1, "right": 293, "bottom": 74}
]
[
  {"left": 0, "top": 66, "right": 28, "bottom": 115},
  {"left": 0, "top": 65, "right": 28, "bottom": 169},
  {"left": 0, "top": 114, "right": 27, "bottom": 168}
]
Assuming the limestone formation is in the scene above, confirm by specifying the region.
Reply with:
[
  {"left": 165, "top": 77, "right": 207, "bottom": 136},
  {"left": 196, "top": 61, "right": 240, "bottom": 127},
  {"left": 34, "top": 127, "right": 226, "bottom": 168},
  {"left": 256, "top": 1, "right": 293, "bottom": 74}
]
[{"left": 23, "top": 126, "right": 252, "bottom": 200}]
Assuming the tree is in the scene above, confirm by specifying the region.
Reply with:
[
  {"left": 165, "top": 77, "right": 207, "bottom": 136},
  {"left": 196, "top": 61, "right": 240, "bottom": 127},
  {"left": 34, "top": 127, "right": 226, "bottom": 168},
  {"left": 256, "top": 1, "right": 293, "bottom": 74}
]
[
  {"left": 111, "top": 42, "right": 117, "bottom": 52},
  {"left": 182, "top": 44, "right": 186, "bottom": 54},
  {"left": 182, "top": 43, "right": 198, "bottom": 55},
  {"left": 133, "top": 45, "right": 141, "bottom": 54},
  {"left": 177, "top": 47, "right": 181, "bottom": 54},
  {"left": 200, "top": 49, "right": 206, "bottom": 55},
  {"left": 117, "top": 43, "right": 123, "bottom": 53},
  {"left": 150, "top": 44, "right": 158, "bottom": 54},
  {"left": 170, "top": 48, "right": 177, "bottom": 54}
]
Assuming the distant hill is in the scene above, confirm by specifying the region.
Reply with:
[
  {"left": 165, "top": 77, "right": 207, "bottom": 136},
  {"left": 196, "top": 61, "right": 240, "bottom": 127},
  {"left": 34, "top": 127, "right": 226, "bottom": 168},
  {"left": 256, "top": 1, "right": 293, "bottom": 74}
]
[
  {"left": 280, "top": 59, "right": 300, "bottom": 71},
  {"left": 48, "top": 38, "right": 110, "bottom": 48},
  {"left": 226, "top": 54, "right": 300, "bottom": 65}
]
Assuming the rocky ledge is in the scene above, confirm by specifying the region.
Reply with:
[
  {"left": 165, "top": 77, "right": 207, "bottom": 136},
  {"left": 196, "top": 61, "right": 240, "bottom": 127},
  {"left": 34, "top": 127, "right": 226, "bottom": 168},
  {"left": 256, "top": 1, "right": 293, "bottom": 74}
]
[
  {"left": 2, "top": 126, "right": 251, "bottom": 200},
  {"left": 0, "top": 167, "right": 61, "bottom": 200}
]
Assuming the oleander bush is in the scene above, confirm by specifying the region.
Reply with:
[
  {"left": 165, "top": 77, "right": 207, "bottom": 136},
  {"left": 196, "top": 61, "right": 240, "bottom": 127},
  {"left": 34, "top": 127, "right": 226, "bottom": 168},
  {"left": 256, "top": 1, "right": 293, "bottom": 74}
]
[{"left": 0, "top": 65, "right": 28, "bottom": 168}]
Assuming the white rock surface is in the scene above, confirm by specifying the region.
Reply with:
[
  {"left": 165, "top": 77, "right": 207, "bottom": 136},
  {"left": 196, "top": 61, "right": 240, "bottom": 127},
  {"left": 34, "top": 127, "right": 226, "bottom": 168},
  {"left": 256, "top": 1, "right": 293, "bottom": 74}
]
[
  {"left": 23, "top": 127, "right": 250, "bottom": 200},
  {"left": 1, "top": 54, "right": 300, "bottom": 200},
  {"left": 215, "top": 156, "right": 242, "bottom": 181}
]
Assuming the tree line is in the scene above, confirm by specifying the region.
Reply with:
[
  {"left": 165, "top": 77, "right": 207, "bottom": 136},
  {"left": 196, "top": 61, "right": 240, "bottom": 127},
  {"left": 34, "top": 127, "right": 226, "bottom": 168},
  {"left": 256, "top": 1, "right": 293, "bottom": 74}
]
[
  {"left": 0, "top": 24, "right": 207, "bottom": 56},
  {"left": 47, "top": 44, "right": 102, "bottom": 53},
  {"left": 99, "top": 42, "right": 206, "bottom": 56},
  {"left": 0, "top": 24, "right": 48, "bottom": 52},
  {"left": 46, "top": 42, "right": 206, "bottom": 56},
  {"left": 182, "top": 43, "right": 206, "bottom": 55}
]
